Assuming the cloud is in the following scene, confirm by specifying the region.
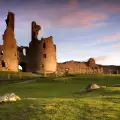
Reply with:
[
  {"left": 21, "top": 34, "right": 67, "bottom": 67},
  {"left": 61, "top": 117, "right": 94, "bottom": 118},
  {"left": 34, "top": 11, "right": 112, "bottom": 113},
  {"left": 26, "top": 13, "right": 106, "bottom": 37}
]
[
  {"left": 57, "top": 10, "right": 108, "bottom": 28},
  {"left": 4, "top": 0, "right": 109, "bottom": 29},
  {"left": 112, "top": 44, "right": 120, "bottom": 49},
  {"left": 66, "top": 0, "right": 79, "bottom": 9},
  {"left": 103, "top": 32, "right": 120, "bottom": 41},
  {"left": 95, "top": 54, "right": 120, "bottom": 65},
  {"left": 87, "top": 0, "right": 120, "bottom": 13},
  {"left": 39, "top": 20, "right": 51, "bottom": 29},
  {"left": 14, "top": 0, "right": 107, "bottom": 29},
  {"left": 38, "top": 29, "right": 46, "bottom": 39},
  {"left": 88, "top": 32, "right": 120, "bottom": 47},
  {"left": 95, "top": 56, "right": 113, "bottom": 61},
  {"left": 104, "top": 4, "right": 120, "bottom": 13}
]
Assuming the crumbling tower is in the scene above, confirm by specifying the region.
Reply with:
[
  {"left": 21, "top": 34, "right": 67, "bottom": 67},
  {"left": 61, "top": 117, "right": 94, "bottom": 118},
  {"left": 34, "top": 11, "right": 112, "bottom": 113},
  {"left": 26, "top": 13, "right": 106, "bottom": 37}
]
[
  {"left": 39, "top": 36, "right": 57, "bottom": 73},
  {"left": 26, "top": 21, "right": 41, "bottom": 72},
  {"left": 31, "top": 21, "right": 41, "bottom": 41},
  {"left": 2, "top": 12, "right": 18, "bottom": 71}
]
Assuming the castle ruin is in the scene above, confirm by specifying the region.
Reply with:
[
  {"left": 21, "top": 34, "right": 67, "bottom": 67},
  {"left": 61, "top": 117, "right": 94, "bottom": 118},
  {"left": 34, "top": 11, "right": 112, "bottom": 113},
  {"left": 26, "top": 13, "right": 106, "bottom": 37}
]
[
  {"left": 0, "top": 12, "right": 120, "bottom": 74},
  {"left": 0, "top": 12, "right": 57, "bottom": 73}
]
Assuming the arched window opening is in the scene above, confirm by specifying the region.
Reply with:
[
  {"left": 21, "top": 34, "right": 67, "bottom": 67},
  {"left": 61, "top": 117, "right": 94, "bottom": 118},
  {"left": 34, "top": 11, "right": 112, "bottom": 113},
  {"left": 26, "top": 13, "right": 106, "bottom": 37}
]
[
  {"left": 18, "top": 62, "right": 26, "bottom": 72},
  {"left": 18, "top": 65, "right": 22, "bottom": 71},
  {"left": 1, "top": 51, "right": 3, "bottom": 55},
  {"left": 23, "top": 48, "right": 26, "bottom": 56}
]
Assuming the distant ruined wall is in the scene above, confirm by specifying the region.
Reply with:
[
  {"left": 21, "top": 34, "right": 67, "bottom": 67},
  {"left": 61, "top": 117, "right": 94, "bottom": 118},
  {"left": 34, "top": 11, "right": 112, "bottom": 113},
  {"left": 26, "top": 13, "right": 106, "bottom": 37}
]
[
  {"left": 57, "top": 59, "right": 120, "bottom": 74},
  {"left": 2, "top": 12, "right": 18, "bottom": 71},
  {"left": 57, "top": 59, "right": 104, "bottom": 74},
  {"left": 102, "top": 66, "right": 120, "bottom": 74}
]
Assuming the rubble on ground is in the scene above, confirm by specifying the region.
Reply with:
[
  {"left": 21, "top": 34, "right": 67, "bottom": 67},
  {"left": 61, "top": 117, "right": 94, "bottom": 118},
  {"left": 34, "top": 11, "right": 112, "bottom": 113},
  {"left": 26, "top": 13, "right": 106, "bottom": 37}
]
[
  {"left": 0, "top": 93, "right": 21, "bottom": 103},
  {"left": 80, "top": 83, "right": 100, "bottom": 94}
]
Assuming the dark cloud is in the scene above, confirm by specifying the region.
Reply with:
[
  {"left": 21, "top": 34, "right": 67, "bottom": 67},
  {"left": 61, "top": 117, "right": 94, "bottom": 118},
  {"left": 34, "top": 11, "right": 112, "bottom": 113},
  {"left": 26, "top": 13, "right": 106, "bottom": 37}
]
[{"left": 0, "top": 0, "right": 69, "bottom": 7}]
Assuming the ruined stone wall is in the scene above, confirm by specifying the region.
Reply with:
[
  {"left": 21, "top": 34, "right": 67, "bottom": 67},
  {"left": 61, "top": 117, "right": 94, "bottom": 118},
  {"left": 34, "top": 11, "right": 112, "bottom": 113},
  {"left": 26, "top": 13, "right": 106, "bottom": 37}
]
[
  {"left": 57, "top": 59, "right": 104, "bottom": 74},
  {"left": 57, "top": 59, "right": 120, "bottom": 74},
  {"left": 2, "top": 12, "right": 18, "bottom": 71},
  {"left": 102, "top": 66, "right": 120, "bottom": 74}
]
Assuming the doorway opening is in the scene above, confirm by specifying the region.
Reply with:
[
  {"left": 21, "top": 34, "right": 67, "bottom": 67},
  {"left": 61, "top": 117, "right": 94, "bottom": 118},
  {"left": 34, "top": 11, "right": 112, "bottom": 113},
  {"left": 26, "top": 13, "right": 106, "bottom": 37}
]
[{"left": 18, "top": 62, "right": 26, "bottom": 72}]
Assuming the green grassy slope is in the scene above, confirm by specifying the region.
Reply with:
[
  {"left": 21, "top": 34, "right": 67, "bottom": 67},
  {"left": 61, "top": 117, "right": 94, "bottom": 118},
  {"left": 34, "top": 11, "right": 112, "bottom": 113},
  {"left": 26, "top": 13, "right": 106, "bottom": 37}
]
[{"left": 0, "top": 74, "right": 120, "bottom": 120}]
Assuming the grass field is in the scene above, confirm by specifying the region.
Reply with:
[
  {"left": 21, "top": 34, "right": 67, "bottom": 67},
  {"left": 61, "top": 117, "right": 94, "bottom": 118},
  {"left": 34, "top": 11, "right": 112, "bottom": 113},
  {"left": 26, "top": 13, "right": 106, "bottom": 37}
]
[{"left": 0, "top": 73, "right": 120, "bottom": 120}]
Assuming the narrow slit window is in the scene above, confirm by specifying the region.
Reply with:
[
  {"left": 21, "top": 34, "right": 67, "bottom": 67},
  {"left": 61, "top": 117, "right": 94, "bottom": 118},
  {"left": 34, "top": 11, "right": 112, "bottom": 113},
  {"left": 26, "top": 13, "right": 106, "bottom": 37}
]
[
  {"left": 1, "top": 61, "right": 5, "bottom": 67},
  {"left": 43, "top": 54, "right": 46, "bottom": 58},
  {"left": 43, "top": 43, "right": 46, "bottom": 49}
]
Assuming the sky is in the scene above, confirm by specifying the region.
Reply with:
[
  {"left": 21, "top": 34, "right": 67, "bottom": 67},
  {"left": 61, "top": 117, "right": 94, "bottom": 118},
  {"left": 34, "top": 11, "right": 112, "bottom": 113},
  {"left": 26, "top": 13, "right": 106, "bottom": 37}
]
[{"left": 0, "top": 0, "right": 120, "bottom": 65}]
